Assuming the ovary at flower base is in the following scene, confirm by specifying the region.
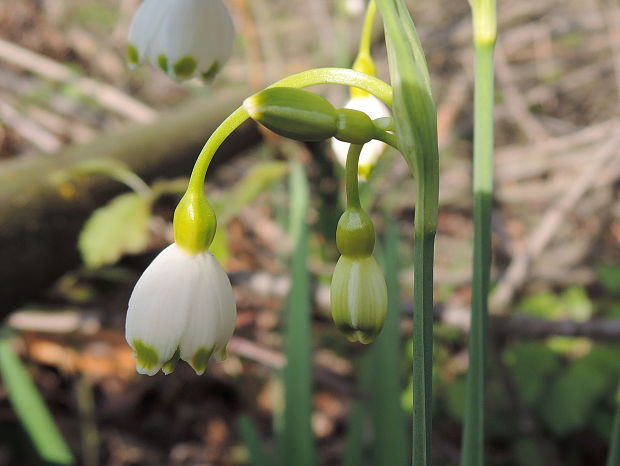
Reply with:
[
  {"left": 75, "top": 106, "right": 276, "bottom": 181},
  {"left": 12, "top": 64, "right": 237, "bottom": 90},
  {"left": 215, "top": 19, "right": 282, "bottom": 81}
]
[
  {"left": 127, "top": 0, "right": 235, "bottom": 81},
  {"left": 330, "top": 95, "right": 391, "bottom": 180}
]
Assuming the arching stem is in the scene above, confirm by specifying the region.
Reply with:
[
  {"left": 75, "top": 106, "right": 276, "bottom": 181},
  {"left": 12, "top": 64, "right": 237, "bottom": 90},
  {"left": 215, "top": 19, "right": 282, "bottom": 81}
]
[{"left": 187, "top": 68, "right": 393, "bottom": 193}]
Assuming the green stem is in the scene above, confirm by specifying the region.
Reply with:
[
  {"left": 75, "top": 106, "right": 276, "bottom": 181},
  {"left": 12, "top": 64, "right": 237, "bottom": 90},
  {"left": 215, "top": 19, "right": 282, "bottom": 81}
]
[
  {"left": 345, "top": 144, "right": 363, "bottom": 209},
  {"left": 412, "top": 186, "right": 436, "bottom": 466},
  {"left": 187, "top": 68, "right": 393, "bottom": 193},
  {"left": 461, "top": 7, "right": 496, "bottom": 466}
]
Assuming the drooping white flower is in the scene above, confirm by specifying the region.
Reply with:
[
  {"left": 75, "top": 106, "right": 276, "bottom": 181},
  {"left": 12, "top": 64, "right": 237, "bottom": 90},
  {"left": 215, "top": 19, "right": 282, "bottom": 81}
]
[
  {"left": 126, "top": 243, "right": 237, "bottom": 376},
  {"left": 127, "top": 0, "right": 235, "bottom": 81},
  {"left": 330, "top": 255, "right": 387, "bottom": 343},
  {"left": 330, "top": 95, "right": 391, "bottom": 180}
]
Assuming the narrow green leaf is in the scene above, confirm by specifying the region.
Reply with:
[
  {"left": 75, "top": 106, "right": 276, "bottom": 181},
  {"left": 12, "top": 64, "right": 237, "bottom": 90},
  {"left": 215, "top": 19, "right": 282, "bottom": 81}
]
[
  {"left": 0, "top": 329, "right": 74, "bottom": 465},
  {"left": 608, "top": 387, "right": 620, "bottom": 466},
  {"left": 238, "top": 415, "right": 273, "bottom": 466},
  {"left": 375, "top": 2, "right": 440, "bottom": 465},
  {"left": 280, "top": 163, "right": 316, "bottom": 466},
  {"left": 367, "top": 220, "right": 408, "bottom": 465},
  {"left": 343, "top": 354, "right": 373, "bottom": 466},
  {"left": 78, "top": 192, "right": 151, "bottom": 269}
]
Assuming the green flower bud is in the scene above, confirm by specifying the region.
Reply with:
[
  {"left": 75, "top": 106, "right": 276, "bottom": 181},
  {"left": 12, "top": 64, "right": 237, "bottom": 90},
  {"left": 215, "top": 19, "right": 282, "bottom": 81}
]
[
  {"left": 243, "top": 87, "right": 338, "bottom": 141},
  {"left": 173, "top": 190, "right": 217, "bottom": 254},
  {"left": 334, "top": 108, "right": 375, "bottom": 145},
  {"left": 336, "top": 208, "right": 375, "bottom": 257},
  {"left": 330, "top": 255, "right": 387, "bottom": 343}
]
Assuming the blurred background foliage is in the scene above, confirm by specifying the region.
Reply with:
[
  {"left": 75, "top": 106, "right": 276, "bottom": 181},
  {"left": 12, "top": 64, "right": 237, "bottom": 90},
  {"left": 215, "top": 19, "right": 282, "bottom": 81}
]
[{"left": 0, "top": 0, "right": 619, "bottom": 465}]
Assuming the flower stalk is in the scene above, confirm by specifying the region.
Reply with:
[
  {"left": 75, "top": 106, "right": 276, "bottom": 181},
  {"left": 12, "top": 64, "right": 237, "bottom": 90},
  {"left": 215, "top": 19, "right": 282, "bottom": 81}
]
[{"left": 461, "top": 1, "right": 496, "bottom": 465}]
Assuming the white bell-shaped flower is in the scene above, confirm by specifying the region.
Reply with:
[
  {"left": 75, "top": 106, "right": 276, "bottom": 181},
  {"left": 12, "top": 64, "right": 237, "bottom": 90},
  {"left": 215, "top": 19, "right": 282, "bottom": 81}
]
[
  {"left": 127, "top": 0, "right": 235, "bottom": 81},
  {"left": 331, "top": 95, "right": 391, "bottom": 180},
  {"left": 126, "top": 243, "right": 237, "bottom": 376}
]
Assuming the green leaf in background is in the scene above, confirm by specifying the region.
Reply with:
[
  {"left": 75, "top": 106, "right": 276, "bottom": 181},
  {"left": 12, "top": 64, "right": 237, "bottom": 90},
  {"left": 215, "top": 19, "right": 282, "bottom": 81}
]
[
  {"left": 215, "top": 161, "right": 289, "bottom": 224},
  {"left": 541, "top": 360, "right": 608, "bottom": 435},
  {"left": 280, "top": 163, "right": 315, "bottom": 466},
  {"left": 209, "top": 227, "right": 232, "bottom": 265},
  {"left": 510, "top": 437, "right": 546, "bottom": 466},
  {"left": 366, "top": 220, "right": 408, "bottom": 465},
  {"left": 607, "top": 386, "right": 620, "bottom": 466},
  {"left": 503, "top": 342, "right": 560, "bottom": 406},
  {"left": 238, "top": 415, "right": 273, "bottom": 466},
  {"left": 0, "top": 329, "right": 74, "bottom": 465},
  {"left": 78, "top": 192, "right": 151, "bottom": 269},
  {"left": 597, "top": 265, "right": 620, "bottom": 295}
]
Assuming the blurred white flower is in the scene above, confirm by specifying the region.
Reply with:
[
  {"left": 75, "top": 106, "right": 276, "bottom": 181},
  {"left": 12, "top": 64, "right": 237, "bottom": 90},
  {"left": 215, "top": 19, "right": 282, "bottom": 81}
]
[
  {"left": 127, "top": 0, "right": 235, "bottom": 81},
  {"left": 126, "top": 243, "right": 237, "bottom": 376},
  {"left": 331, "top": 95, "right": 391, "bottom": 180}
]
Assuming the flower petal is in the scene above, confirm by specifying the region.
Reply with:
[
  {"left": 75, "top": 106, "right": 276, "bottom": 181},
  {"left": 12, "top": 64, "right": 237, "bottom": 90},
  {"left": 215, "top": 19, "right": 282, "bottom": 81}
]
[
  {"left": 179, "top": 252, "right": 236, "bottom": 374},
  {"left": 126, "top": 244, "right": 198, "bottom": 374}
]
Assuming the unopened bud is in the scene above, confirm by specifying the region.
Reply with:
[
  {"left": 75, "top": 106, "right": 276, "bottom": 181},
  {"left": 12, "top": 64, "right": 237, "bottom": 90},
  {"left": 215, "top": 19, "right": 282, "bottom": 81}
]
[{"left": 243, "top": 87, "right": 338, "bottom": 141}]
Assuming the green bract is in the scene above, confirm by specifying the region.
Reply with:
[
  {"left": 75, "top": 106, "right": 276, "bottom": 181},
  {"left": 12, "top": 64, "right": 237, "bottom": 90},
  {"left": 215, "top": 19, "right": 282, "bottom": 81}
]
[
  {"left": 330, "top": 255, "right": 387, "bottom": 343},
  {"left": 243, "top": 87, "right": 338, "bottom": 141},
  {"left": 336, "top": 208, "right": 375, "bottom": 257},
  {"left": 173, "top": 190, "right": 217, "bottom": 254}
]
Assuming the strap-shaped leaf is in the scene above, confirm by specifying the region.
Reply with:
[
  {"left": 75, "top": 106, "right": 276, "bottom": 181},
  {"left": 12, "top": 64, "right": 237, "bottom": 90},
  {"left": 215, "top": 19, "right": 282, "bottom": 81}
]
[{"left": 375, "top": 2, "right": 440, "bottom": 465}]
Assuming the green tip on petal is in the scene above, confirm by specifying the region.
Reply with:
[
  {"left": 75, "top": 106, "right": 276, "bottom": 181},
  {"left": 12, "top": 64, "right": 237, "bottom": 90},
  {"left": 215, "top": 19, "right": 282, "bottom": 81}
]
[
  {"left": 214, "top": 346, "right": 228, "bottom": 362},
  {"left": 173, "top": 56, "right": 198, "bottom": 79},
  {"left": 127, "top": 43, "right": 140, "bottom": 65},
  {"left": 201, "top": 60, "right": 221, "bottom": 81},
  {"left": 190, "top": 346, "right": 214, "bottom": 375},
  {"left": 157, "top": 54, "right": 169, "bottom": 73},
  {"left": 133, "top": 339, "right": 160, "bottom": 372},
  {"left": 162, "top": 347, "right": 181, "bottom": 375}
]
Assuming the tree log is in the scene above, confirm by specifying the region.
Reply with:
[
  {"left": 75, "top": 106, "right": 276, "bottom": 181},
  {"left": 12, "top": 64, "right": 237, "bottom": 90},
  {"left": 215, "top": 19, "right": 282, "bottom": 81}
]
[{"left": 0, "top": 89, "right": 260, "bottom": 314}]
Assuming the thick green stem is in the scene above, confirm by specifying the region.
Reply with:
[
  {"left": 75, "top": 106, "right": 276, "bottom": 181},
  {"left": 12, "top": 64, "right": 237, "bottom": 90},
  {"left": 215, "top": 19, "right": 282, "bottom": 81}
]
[
  {"left": 186, "top": 68, "right": 392, "bottom": 193},
  {"left": 345, "top": 144, "right": 363, "bottom": 209},
  {"left": 412, "top": 222, "right": 436, "bottom": 466},
  {"left": 461, "top": 28, "right": 496, "bottom": 466}
]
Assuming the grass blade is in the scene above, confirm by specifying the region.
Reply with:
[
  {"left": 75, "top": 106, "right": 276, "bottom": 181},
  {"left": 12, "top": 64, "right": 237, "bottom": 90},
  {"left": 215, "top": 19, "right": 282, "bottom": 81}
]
[
  {"left": 238, "top": 415, "right": 273, "bottom": 466},
  {"left": 0, "top": 328, "right": 74, "bottom": 465},
  {"left": 280, "top": 162, "right": 316, "bottom": 466},
  {"left": 608, "top": 386, "right": 620, "bottom": 466},
  {"left": 367, "top": 220, "right": 407, "bottom": 465}
]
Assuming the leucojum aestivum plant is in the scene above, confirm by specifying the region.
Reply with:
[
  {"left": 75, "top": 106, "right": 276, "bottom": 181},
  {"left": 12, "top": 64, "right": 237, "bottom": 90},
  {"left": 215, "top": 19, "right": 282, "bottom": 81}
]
[
  {"left": 119, "top": 0, "right": 620, "bottom": 465},
  {"left": 123, "top": 0, "right": 445, "bottom": 464}
]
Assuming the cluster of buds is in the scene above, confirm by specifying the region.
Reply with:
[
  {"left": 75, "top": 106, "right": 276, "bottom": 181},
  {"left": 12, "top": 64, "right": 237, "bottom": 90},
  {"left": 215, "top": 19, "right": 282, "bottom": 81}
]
[
  {"left": 244, "top": 87, "right": 389, "bottom": 342},
  {"left": 123, "top": 1, "right": 392, "bottom": 376}
]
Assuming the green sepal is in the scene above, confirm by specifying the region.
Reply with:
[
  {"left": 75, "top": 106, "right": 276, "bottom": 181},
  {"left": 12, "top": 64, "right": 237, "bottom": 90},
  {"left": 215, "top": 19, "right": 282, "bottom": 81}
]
[
  {"left": 243, "top": 87, "right": 338, "bottom": 141},
  {"left": 173, "top": 190, "right": 217, "bottom": 254},
  {"left": 336, "top": 208, "right": 375, "bottom": 257},
  {"left": 334, "top": 108, "right": 375, "bottom": 145}
]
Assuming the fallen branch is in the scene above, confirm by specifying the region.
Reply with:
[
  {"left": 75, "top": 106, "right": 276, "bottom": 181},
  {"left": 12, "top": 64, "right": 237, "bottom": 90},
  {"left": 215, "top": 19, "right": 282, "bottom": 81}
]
[{"left": 0, "top": 89, "right": 260, "bottom": 315}]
